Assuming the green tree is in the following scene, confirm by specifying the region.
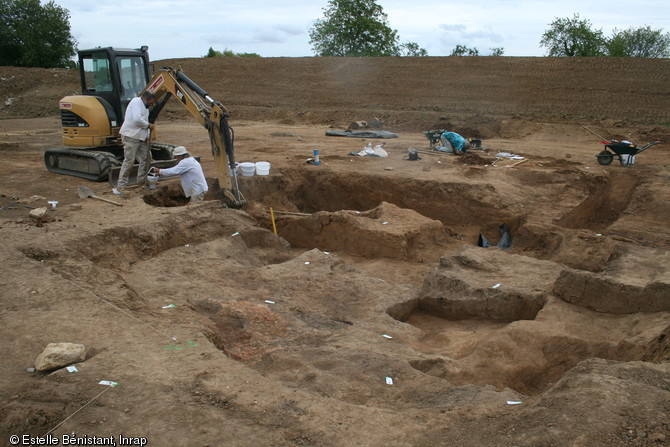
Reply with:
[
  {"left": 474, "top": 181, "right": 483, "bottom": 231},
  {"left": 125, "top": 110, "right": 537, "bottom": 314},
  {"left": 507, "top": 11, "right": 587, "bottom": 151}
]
[
  {"left": 489, "top": 47, "right": 505, "bottom": 56},
  {"left": 205, "top": 47, "right": 221, "bottom": 58},
  {"left": 0, "top": 0, "right": 77, "bottom": 68},
  {"left": 203, "top": 47, "right": 261, "bottom": 58},
  {"left": 540, "top": 14, "right": 606, "bottom": 56},
  {"left": 606, "top": 26, "right": 670, "bottom": 57},
  {"left": 450, "top": 45, "right": 479, "bottom": 56},
  {"left": 399, "top": 41, "right": 428, "bottom": 57},
  {"left": 309, "top": 0, "right": 400, "bottom": 56}
]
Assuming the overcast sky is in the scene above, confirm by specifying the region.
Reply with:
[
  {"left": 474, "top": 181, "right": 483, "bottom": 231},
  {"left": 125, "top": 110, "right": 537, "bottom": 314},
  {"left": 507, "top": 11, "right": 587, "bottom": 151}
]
[{"left": 54, "top": 0, "right": 669, "bottom": 59}]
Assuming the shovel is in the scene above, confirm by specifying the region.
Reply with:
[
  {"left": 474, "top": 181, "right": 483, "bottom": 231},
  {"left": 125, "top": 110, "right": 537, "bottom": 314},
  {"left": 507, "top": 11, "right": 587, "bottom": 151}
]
[{"left": 76, "top": 186, "right": 123, "bottom": 206}]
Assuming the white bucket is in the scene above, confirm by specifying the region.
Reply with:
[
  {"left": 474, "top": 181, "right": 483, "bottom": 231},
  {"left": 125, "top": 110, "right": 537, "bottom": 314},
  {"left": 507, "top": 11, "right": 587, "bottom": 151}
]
[
  {"left": 238, "top": 162, "right": 255, "bottom": 177},
  {"left": 255, "top": 161, "right": 271, "bottom": 175},
  {"left": 147, "top": 173, "right": 159, "bottom": 189}
]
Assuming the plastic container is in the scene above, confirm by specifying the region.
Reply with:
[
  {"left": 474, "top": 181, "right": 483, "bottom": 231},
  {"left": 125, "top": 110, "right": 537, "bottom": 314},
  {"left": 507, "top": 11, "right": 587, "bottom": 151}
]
[
  {"left": 313, "top": 149, "right": 320, "bottom": 165},
  {"left": 238, "top": 162, "right": 255, "bottom": 176},
  {"left": 255, "top": 161, "right": 271, "bottom": 175},
  {"left": 147, "top": 173, "right": 159, "bottom": 189}
]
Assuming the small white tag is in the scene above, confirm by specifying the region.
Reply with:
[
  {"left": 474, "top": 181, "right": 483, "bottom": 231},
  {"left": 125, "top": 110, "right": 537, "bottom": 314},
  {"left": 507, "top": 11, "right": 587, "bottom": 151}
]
[
  {"left": 385, "top": 377, "right": 393, "bottom": 385},
  {"left": 382, "top": 221, "right": 389, "bottom": 225},
  {"left": 492, "top": 283, "right": 501, "bottom": 289},
  {"left": 506, "top": 400, "right": 523, "bottom": 405},
  {"left": 265, "top": 300, "right": 275, "bottom": 304},
  {"left": 66, "top": 366, "right": 78, "bottom": 373},
  {"left": 304, "top": 261, "right": 311, "bottom": 265},
  {"left": 231, "top": 232, "right": 240, "bottom": 237},
  {"left": 162, "top": 304, "right": 175, "bottom": 309},
  {"left": 382, "top": 334, "right": 393, "bottom": 339},
  {"left": 99, "top": 380, "right": 119, "bottom": 387}
]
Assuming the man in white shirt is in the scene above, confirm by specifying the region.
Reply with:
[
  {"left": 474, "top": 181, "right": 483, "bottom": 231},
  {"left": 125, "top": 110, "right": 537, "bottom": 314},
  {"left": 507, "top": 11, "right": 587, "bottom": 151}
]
[
  {"left": 113, "top": 91, "right": 156, "bottom": 194},
  {"left": 152, "top": 146, "right": 208, "bottom": 202}
]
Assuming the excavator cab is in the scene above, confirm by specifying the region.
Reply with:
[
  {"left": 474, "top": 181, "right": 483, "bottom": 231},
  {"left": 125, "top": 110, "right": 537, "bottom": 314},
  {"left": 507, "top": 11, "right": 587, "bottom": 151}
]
[
  {"left": 78, "top": 47, "right": 150, "bottom": 127},
  {"left": 57, "top": 46, "right": 152, "bottom": 151}
]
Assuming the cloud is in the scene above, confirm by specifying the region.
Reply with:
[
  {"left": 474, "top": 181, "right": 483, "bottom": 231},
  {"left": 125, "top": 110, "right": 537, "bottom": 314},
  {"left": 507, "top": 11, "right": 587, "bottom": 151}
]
[
  {"left": 252, "top": 25, "right": 304, "bottom": 44},
  {"left": 53, "top": 0, "right": 670, "bottom": 58},
  {"left": 437, "top": 23, "right": 505, "bottom": 53}
]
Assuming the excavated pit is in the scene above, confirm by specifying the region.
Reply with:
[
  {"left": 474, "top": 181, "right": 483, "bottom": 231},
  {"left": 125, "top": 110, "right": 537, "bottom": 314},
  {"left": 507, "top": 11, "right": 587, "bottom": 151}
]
[
  {"left": 101, "top": 168, "right": 668, "bottom": 399},
  {"left": 556, "top": 170, "right": 639, "bottom": 231},
  {"left": 386, "top": 246, "right": 669, "bottom": 395},
  {"left": 241, "top": 170, "right": 506, "bottom": 260},
  {"left": 231, "top": 168, "right": 626, "bottom": 273}
]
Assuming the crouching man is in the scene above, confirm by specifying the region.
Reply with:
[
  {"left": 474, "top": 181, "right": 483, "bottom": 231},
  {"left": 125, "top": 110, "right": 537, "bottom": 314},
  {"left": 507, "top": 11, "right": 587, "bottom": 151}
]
[
  {"left": 440, "top": 130, "right": 471, "bottom": 154},
  {"left": 151, "top": 146, "right": 208, "bottom": 203}
]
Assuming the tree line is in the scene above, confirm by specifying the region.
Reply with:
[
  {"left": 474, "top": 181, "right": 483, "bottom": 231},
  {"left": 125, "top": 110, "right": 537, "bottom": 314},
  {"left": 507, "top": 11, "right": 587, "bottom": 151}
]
[
  {"left": 540, "top": 14, "right": 670, "bottom": 57},
  {"left": 1, "top": 0, "right": 668, "bottom": 68}
]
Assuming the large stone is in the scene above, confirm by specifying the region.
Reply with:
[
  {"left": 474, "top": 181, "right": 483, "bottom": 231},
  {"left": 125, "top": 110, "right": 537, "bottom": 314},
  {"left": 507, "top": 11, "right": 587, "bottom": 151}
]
[
  {"left": 35, "top": 343, "right": 86, "bottom": 371},
  {"left": 29, "top": 207, "right": 49, "bottom": 221}
]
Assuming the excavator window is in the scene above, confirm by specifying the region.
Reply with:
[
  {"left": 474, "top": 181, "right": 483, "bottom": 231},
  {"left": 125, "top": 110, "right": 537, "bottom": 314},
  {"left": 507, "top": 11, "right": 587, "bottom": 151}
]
[
  {"left": 117, "top": 57, "right": 148, "bottom": 99},
  {"left": 82, "top": 54, "right": 113, "bottom": 93},
  {"left": 116, "top": 56, "right": 149, "bottom": 121}
]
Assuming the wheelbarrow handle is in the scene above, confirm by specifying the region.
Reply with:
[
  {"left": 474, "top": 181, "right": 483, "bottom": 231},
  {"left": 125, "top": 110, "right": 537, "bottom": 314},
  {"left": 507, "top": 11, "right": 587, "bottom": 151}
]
[{"left": 637, "top": 141, "right": 662, "bottom": 153}]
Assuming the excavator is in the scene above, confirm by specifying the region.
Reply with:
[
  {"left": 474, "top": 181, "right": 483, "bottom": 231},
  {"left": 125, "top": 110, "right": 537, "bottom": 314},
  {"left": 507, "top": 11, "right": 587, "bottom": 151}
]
[{"left": 44, "top": 46, "right": 245, "bottom": 207}]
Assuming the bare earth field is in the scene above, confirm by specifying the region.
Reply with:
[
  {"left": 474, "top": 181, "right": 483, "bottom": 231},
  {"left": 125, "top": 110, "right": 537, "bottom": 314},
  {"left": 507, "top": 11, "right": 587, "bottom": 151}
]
[{"left": 0, "top": 57, "right": 669, "bottom": 447}]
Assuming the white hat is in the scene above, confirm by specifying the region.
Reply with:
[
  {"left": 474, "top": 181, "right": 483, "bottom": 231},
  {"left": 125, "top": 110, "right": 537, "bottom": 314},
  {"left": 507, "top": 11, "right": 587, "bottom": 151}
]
[{"left": 172, "top": 146, "right": 188, "bottom": 157}]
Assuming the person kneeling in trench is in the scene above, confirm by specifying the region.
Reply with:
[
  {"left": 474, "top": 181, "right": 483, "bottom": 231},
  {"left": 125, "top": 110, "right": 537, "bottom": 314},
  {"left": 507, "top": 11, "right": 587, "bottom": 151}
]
[
  {"left": 151, "top": 146, "right": 208, "bottom": 203},
  {"left": 440, "top": 130, "right": 471, "bottom": 155}
]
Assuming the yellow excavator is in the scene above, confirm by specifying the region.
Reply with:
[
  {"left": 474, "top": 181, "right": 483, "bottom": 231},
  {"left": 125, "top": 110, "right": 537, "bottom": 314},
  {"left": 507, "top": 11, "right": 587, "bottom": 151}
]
[{"left": 44, "top": 46, "right": 245, "bottom": 207}]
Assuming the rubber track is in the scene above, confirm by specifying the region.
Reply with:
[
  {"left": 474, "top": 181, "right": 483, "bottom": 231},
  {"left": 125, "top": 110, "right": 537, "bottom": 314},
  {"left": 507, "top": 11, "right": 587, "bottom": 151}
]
[{"left": 44, "top": 148, "right": 121, "bottom": 182}]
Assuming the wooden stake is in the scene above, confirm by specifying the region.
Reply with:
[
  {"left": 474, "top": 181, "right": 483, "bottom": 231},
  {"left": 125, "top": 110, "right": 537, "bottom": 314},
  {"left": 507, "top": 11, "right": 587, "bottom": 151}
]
[
  {"left": 269, "top": 208, "right": 278, "bottom": 235},
  {"left": 272, "top": 210, "right": 313, "bottom": 216},
  {"left": 505, "top": 158, "right": 528, "bottom": 167}
]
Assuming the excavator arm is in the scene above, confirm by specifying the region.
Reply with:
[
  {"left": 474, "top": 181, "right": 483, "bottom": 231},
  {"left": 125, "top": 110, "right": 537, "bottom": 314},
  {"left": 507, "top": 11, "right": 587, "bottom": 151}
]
[{"left": 144, "top": 68, "right": 245, "bottom": 207}]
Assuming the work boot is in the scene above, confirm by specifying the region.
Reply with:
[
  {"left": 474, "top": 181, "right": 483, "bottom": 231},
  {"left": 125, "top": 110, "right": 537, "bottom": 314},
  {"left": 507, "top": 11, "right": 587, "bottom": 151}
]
[{"left": 112, "top": 187, "right": 123, "bottom": 195}]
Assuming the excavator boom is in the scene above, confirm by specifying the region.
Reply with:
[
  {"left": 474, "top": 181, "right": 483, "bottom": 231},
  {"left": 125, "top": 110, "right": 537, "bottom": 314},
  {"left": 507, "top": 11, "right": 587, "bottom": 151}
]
[{"left": 142, "top": 68, "right": 243, "bottom": 205}]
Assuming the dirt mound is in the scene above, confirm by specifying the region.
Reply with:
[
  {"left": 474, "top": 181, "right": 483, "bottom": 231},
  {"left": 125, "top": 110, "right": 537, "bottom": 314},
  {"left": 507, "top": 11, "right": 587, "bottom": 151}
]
[
  {"left": 459, "top": 152, "right": 493, "bottom": 165},
  {"left": 277, "top": 201, "right": 447, "bottom": 260}
]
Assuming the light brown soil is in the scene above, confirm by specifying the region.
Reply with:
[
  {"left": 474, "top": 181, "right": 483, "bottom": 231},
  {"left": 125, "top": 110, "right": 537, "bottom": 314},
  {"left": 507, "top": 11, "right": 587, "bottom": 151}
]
[{"left": 0, "top": 57, "right": 669, "bottom": 447}]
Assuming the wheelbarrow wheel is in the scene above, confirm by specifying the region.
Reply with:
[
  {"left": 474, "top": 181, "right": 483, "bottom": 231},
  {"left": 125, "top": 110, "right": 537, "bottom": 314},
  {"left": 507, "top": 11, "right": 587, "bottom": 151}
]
[{"left": 596, "top": 150, "right": 614, "bottom": 166}]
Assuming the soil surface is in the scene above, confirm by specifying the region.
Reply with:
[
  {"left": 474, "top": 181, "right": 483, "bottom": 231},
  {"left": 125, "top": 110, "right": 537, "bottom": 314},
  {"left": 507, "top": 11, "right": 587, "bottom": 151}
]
[{"left": 0, "top": 57, "right": 669, "bottom": 447}]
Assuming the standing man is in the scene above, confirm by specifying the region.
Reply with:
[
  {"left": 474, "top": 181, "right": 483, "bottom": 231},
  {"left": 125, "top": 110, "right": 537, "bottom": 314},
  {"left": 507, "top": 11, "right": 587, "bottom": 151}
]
[
  {"left": 152, "top": 146, "right": 208, "bottom": 203},
  {"left": 440, "top": 130, "right": 471, "bottom": 154},
  {"left": 113, "top": 91, "right": 156, "bottom": 194}
]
